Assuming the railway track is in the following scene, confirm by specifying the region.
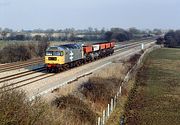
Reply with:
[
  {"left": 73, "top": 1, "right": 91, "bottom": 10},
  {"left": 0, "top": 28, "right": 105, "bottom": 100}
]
[
  {"left": 0, "top": 40, "right": 154, "bottom": 93},
  {"left": 0, "top": 40, "right": 150, "bottom": 81},
  {"left": 0, "top": 40, "right": 147, "bottom": 76},
  {"left": 0, "top": 67, "right": 46, "bottom": 83},
  {"left": 0, "top": 58, "right": 44, "bottom": 73},
  {"left": 0, "top": 38, "right": 154, "bottom": 73}
]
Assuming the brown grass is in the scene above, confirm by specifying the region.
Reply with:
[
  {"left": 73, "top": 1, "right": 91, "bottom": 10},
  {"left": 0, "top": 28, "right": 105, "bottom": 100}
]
[
  {"left": 105, "top": 80, "right": 135, "bottom": 125},
  {"left": 51, "top": 95, "right": 97, "bottom": 125},
  {"left": 80, "top": 77, "right": 121, "bottom": 111},
  {"left": 49, "top": 52, "right": 142, "bottom": 125},
  {"left": 0, "top": 52, "right": 142, "bottom": 125},
  {"left": 104, "top": 54, "right": 143, "bottom": 125},
  {"left": 0, "top": 51, "right": 142, "bottom": 125},
  {"left": 0, "top": 88, "right": 53, "bottom": 125},
  {"left": 50, "top": 62, "right": 130, "bottom": 123},
  {"left": 78, "top": 53, "right": 142, "bottom": 114}
]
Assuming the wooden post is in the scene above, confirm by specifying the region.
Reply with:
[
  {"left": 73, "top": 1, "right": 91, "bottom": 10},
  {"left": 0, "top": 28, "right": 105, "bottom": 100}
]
[
  {"left": 107, "top": 104, "right": 110, "bottom": 117},
  {"left": 119, "top": 86, "right": 122, "bottom": 96},
  {"left": 98, "top": 117, "right": 101, "bottom": 125},
  {"left": 102, "top": 110, "right": 105, "bottom": 125},
  {"left": 117, "top": 91, "right": 119, "bottom": 97},
  {"left": 141, "top": 43, "right": 144, "bottom": 50},
  {"left": 114, "top": 95, "right": 117, "bottom": 108},
  {"left": 111, "top": 98, "right": 114, "bottom": 113}
]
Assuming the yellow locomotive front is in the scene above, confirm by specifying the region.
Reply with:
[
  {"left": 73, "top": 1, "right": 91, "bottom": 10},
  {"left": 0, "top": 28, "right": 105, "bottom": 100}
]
[{"left": 45, "top": 46, "right": 65, "bottom": 72}]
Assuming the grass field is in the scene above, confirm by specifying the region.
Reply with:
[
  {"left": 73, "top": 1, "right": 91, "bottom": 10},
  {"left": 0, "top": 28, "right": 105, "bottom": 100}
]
[
  {"left": 125, "top": 48, "right": 180, "bottom": 125},
  {"left": 0, "top": 40, "right": 30, "bottom": 49},
  {"left": 0, "top": 40, "right": 8, "bottom": 49}
]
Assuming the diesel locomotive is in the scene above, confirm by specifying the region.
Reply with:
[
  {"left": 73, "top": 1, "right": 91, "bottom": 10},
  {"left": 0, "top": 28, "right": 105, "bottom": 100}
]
[{"left": 45, "top": 41, "right": 115, "bottom": 72}]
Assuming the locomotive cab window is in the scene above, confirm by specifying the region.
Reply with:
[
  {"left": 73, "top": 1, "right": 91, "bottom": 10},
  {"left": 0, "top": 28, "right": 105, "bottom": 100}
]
[
  {"left": 46, "top": 51, "right": 53, "bottom": 56},
  {"left": 53, "top": 51, "right": 64, "bottom": 56},
  {"left": 46, "top": 51, "right": 64, "bottom": 56},
  {"left": 53, "top": 51, "right": 61, "bottom": 56}
]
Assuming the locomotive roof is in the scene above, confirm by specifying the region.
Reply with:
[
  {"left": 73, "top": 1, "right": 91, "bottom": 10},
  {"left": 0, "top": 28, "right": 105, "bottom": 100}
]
[
  {"left": 59, "top": 44, "right": 81, "bottom": 49},
  {"left": 46, "top": 44, "right": 81, "bottom": 51}
]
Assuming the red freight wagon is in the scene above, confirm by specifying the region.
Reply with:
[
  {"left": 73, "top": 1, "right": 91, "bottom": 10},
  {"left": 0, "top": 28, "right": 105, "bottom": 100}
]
[
  {"left": 99, "top": 43, "right": 106, "bottom": 49},
  {"left": 110, "top": 42, "right": 115, "bottom": 48},
  {"left": 83, "top": 45, "right": 93, "bottom": 54},
  {"left": 105, "top": 43, "right": 111, "bottom": 49}
]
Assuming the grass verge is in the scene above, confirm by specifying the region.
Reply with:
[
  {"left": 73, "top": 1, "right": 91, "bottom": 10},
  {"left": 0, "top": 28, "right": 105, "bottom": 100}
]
[{"left": 124, "top": 48, "right": 180, "bottom": 125}]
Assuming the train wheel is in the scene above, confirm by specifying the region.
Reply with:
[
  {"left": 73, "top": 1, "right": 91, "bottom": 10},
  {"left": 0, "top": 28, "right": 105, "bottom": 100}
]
[
  {"left": 47, "top": 68, "right": 52, "bottom": 73},
  {"left": 54, "top": 68, "right": 58, "bottom": 73}
]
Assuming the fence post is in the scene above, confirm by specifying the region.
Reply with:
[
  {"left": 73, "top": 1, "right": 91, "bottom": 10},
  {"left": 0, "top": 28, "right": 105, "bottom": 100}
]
[
  {"left": 119, "top": 86, "right": 122, "bottom": 96},
  {"left": 114, "top": 95, "right": 117, "bottom": 108},
  {"left": 98, "top": 117, "right": 101, "bottom": 125},
  {"left": 107, "top": 104, "right": 110, "bottom": 117},
  {"left": 141, "top": 43, "right": 144, "bottom": 50},
  {"left": 102, "top": 110, "right": 105, "bottom": 125},
  {"left": 111, "top": 98, "right": 114, "bottom": 113}
]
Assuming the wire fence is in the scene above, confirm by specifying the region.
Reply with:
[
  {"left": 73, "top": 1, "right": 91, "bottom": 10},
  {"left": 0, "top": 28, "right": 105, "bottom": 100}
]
[{"left": 96, "top": 45, "right": 161, "bottom": 125}]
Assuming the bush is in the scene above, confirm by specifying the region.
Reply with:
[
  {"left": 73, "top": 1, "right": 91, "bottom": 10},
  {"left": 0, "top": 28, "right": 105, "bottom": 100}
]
[
  {"left": 0, "top": 41, "right": 49, "bottom": 63},
  {"left": 104, "top": 29, "right": 133, "bottom": 42},
  {"left": 0, "top": 44, "right": 31, "bottom": 63},
  {"left": 52, "top": 95, "right": 97, "bottom": 125},
  {"left": 80, "top": 77, "right": 120, "bottom": 105},
  {"left": 0, "top": 88, "right": 53, "bottom": 125},
  {"left": 127, "top": 54, "right": 141, "bottom": 65},
  {"left": 164, "top": 30, "right": 180, "bottom": 47}
]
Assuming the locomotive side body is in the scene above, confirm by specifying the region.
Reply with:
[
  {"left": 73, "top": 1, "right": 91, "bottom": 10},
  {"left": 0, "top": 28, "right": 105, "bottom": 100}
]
[{"left": 62, "top": 44, "right": 83, "bottom": 63}]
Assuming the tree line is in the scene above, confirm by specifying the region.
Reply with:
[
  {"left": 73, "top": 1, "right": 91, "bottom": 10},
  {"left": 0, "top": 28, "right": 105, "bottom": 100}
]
[
  {"left": 0, "top": 41, "right": 49, "bottom": 63},
  {"left": 104, "top": 28, "right": 154, "bottom": 42},
  {"left": 164, "top": 30, "right": 180, "bottom": 47},
  {"left": 0, "top": 27, "right": 157, "bottom": 42},
  {"left": 0, "top": 27, "right": 158, "bottom": 63}
]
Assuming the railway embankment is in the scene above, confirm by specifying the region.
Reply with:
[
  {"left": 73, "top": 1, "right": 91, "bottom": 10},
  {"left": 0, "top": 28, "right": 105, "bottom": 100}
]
[
  {"left": 0, "top": 46, "right": 143, "bottom": 125},
  {"left": 48, "top": 52, "right": 140, "bottom": 125}
]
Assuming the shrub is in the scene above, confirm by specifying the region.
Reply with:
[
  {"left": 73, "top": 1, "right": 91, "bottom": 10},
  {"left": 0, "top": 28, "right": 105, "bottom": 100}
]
[
  {"left": 0, "top": 88, "right": 53, "bottom": 125},
  {"left": 80, "top": 77, "right": 120, "bottom": 106},
  {"left": 0, "top": 44, "right": 31, "bottom": 63},
  {"left": 0, "top": 41, "right": 49, "bottom": 63},
  {"left": 52, "top": 95, "right": 97, "bottom": 125}
]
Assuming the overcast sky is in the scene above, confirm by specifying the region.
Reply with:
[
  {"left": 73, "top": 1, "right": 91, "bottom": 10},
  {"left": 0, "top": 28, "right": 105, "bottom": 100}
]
[{"left": 0, "top": 0, "right": 180, "bottom": 30}]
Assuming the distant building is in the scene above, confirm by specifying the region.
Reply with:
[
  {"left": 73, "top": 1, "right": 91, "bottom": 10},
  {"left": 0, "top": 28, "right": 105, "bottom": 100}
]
[
  {"left": 76, "top": 34, "right": 85, "bottom": 38},
  {"left": 51, "top": 33, "right": 66, "bottom": 38},
  {"left": 30, "top": 33, "right": 46, "bottom": 37}
]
